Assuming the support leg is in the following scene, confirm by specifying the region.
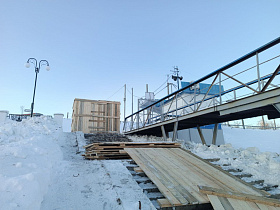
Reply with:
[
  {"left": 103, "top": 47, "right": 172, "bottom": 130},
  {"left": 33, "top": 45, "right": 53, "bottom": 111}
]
[
  {"left": 197, "top": 125, "right": 206, "bottom": 145},
  {"left": 161, "top": 125, "right": 167, "bottom": 141},
  {"left": 212, "top": 124, "right": 218, "bottom": 145},
  {"left": 172, "top": 121, "right": 178, "bottom": 142}
]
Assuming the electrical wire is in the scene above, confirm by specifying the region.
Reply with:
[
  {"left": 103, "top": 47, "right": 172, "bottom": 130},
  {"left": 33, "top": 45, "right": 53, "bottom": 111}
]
[
  {"left": 126, "top": 87, "right": 141, "bottom": 98},
  {"left": 153, "top": 75, "right": 172, "bottom": 93},
  {"left": 106, "top": 85, "right": 125, "bottom": 100}
]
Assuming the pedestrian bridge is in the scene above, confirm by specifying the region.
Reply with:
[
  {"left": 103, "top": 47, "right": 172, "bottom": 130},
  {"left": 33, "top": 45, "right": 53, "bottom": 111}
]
[{"left": 123, "top": 37, "right": 280, "bottom": 143}]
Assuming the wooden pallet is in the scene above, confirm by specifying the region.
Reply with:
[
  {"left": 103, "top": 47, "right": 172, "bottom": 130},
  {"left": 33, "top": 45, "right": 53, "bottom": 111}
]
[
  {"left": 125, "top": 148, "right": 269, "bottom": 208},
  {"left": 83, "top": 142, "right": 180, "bottom": 160}
]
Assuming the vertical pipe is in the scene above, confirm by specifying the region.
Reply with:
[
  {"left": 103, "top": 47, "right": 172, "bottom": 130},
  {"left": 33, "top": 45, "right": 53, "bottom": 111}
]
[
  {"left": 262, "top": 115, "right": 266, "bottom": 129},
  {"left": 124, "top": 84, "right": 126, "bottom": 122},
  {"left": 274, "top": 119, "right": 277, "bottom": 130},
  {"left": 172, "top": 121, "right": 178, "bottom": 142},
  {"left": 137, "top": 99, "right": 139, "bottom": 129},
  {"left": 161, "top": 125, "right": 167, "bottom": 141},
  {"left": 256, "top": 52, "right": 261, "bottom": 91},
  {"left": 167, "top": 83, "right": 170, "bottom": 95},
  {"left": 242, "top": 119, "right": 245, "bottom": 129},
  {"left": 175, "top": 93, "right": 178, "bottom": 117},
  {"left": 194, "top": 87, "right": 197, "bottom": 111},
  {"left": 131, "top": 88, "right": 133, "bottom": 130},
  {"left": 212, "top": 123, "right": 218, "bottom": 145},
  {"left": 219, "top": 73, "right": 222, "bottom": 104},
  {"left": 197, "top": 125, "right": 206, "bottom": 145},
  {"left": 146, "top": 84, "right": 148, "bottom": 93},
  {"left": 234, "top": 90, "right": 237, "bottom": 100}
]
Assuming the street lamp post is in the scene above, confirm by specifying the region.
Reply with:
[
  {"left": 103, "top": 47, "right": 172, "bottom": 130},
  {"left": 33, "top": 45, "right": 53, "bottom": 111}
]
[{"left": 25, "top": 58, "right": 50, "bottom": 117}]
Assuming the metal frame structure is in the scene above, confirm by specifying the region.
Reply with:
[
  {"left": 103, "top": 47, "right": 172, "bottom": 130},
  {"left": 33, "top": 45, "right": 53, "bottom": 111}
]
[{"left": 123, "top": 37, "right": 280, "bottom": 142}]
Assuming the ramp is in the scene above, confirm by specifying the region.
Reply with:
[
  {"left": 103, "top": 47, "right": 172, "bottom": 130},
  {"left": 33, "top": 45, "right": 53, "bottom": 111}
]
[{"left": 125, "top": 148, "right": 269, "bottom": 208}]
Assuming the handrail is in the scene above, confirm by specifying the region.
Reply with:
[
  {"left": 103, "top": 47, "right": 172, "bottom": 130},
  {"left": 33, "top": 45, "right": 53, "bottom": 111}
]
[{"left": 125, "top": 37, "right": 280, "bottom": 120}]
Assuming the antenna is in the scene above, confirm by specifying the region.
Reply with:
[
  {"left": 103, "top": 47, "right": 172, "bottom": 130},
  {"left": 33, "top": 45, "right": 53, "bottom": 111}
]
[{"left": 171, "top": 66, "right": 183, "bottom": 90}]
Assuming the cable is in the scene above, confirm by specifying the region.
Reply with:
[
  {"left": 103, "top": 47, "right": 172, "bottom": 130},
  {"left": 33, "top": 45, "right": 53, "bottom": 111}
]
[
  {"left": 106, "top": 85, "right": 125, "bottom": 100},
  {"left": 126, "top": 87, "right": 141, "bottom": 98},
  {"left": 153, "top": 75, "right": 172, "bottom": 93}
]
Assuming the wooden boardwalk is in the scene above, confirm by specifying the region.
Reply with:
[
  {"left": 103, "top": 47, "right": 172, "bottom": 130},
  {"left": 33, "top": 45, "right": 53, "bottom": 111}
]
[{"left": 125, "top": 148, "right": 270, "bottom": 208}]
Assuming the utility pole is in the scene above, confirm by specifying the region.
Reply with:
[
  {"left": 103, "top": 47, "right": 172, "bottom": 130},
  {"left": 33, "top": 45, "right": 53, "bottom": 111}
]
[
  {"left": 124, "top": 84, "right": 126, "bottom": 122},
  {"left": 132, "top": 88, "right": 133, "bottom": 114},
  {"left": 20, "top": 106, "right": 24, "bottom": 115},
  {"left": 131, "top": 88, "right": 133, "bottom": 130}
]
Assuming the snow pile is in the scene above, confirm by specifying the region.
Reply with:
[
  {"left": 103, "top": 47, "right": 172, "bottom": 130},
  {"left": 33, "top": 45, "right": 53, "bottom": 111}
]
[
  {"left": 223, "top": 126, "right": 280, "bottom": 153},
  {"left": 184, "top": 141, "right": 280, "bottom": 194},
  {"left": 0, "top": 117, "right": 63, "bottom": 210}
]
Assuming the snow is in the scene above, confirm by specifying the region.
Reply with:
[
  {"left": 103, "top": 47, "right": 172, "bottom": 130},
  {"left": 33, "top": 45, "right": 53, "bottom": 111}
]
[
  {"left": 0, "top": 117, "right": 155, "bottom": 210},
  {"left": 1, "top": 118, "right": 279, "bottom": 210},
  {"left": 0, "top": 117, "right": 63, "bottom": 210},
  {"left": 222, "top": 126, "right": 280, "bottom": 153},
  {"left": 183, "top": 126, "right": 280, "bottom": 195}
]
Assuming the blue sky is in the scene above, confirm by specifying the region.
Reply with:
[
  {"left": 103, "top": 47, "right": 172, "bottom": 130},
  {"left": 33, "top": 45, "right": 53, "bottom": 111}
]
[{"left": 1, "top": 1, "right": 280, "bottom": 121}]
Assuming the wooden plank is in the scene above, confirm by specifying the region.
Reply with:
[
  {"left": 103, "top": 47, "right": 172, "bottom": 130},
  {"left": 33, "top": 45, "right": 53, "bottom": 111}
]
[
  {"left": 135, "top": 148, "right": 196, "bottom": 204},
  {"left": 257, "top": 203, "right": 280, "bottom": 210},
  {"left": 157, "top": 199, "right": 172, "bottom": 208},
  {"left": 134, "top": 167, "right": 144, "bottom": 173},
  {"left": 199, "top": 186, "right": 280, "bottom": 207},
  {"left": 125, "top": 148, "right": 182, "bottom": 206},
  {"left": 227, "top": 198, "right": 261, "bottom": 210},
  {"left": 125, "top": 148, "right": 271, "bottom": 208},
  {"left": 140, "top": 148, "right": 204, "bottom": 204},
  {"left": 175, "top": 148, "right": 268, "bottom": 196},
  {"left": 217, "top": 197, "right": 234, "bottom": 210},
  {"left": 208, "top": 195, "right": 226, "bottom": 210}
]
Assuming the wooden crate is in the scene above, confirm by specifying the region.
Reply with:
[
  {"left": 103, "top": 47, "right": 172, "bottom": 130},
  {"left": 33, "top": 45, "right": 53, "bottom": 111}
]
[{"left": 71, "top": 98, "right": 120, "bottom": 133}]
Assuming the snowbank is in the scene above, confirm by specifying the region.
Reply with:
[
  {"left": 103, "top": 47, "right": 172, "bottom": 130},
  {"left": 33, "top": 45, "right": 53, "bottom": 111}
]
[
  {"left": 184, "top": 141, "right": 280, "bottom": 194},
  {"left": 0, "top": 117, "right": 63, "bottom": 210},
  {"left": 223, "top": 126, "right": 280, "bottom": 154}
]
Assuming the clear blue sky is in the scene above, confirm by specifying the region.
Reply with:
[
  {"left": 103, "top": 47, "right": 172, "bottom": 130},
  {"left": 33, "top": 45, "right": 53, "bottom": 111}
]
[{"left": 1, "top": 1, "right": 280, "bottom": 121}]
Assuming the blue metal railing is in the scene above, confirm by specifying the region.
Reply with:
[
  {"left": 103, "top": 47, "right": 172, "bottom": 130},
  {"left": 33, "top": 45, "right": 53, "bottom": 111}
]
[{"left": 124, "top": 37, "right": 280, "bottom": 132}]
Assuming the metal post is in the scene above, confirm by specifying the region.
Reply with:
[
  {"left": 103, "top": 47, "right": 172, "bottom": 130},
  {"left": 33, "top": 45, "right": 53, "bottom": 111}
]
[
  {"left": 194, "top": 87, "right": 197, "bottom": 111},
  {"left": 233, "top": 90, "right": 236, "bottom": 100},
  {"left": 242, "top": 119, "right": 245, "bottom": 129},
  {"left": 161, "top": 125, "right": 167, "bottom": 141},
  {"left": 137, "top": 99, "right": 139, "bottom": 129},
  {"left": 219, "top": 73, "right": 222, "bottom": 104},
  {"left": 197, "top": 125, "right": 206, "bottom": 145},
  {"left": 131, "top": 88, "right": 133, "bottom": 130},
  {"left": 172, "top": 121, "right": 178, "bottom": 142},
  {"left": 167, "top": 83, "right": 170, "bottom": 95},
  {"left": 31, "top": 69, "right": 39, "bottom": 117},
  {"left": 175, "top": 93, "right": 178, "bottom": 117},
  {"left": 256, "top": 52, "right": 261, "bottom": 91},
  {"left": 124, "top": 84, "right": 126, "bottom": 122},
  {"left": 212, "top": 124, "right": 218, "bottom": 145},
  {"left": 274, "top": 119, "right": 277, "bottom": 130},
  {"left": 262, "top": 115, "right": 266, "bottom": 129}
]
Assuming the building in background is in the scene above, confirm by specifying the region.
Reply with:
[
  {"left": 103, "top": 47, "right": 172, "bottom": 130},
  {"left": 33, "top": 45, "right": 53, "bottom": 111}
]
[
  {"left": 137, "top": 81, "right": 225, "bottom": 145},
  {"left": 71, "top": 98, "right": 120, "bottom": 133}
]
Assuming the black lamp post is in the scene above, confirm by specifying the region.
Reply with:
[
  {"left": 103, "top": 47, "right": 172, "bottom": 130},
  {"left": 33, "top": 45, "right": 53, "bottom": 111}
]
[{"left": 25, "top": 58, "right": 50, "bottom": 117}]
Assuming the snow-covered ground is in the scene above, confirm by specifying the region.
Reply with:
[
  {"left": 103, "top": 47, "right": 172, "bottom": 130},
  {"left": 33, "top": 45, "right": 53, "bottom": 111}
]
[
  {"left": 0, "top": 117, "right": 279, "bottom": 210},
  {"left": 0, "top": 117, "right": 154, "bottom": 210}
]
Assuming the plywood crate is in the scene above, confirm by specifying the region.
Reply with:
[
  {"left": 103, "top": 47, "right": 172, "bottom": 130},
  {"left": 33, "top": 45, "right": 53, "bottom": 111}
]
[{"left": 71, "top": 98, "right": 121, "bottom": 133}]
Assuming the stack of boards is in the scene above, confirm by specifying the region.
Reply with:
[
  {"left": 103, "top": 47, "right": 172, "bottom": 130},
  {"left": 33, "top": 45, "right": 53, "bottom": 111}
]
[{"left": 83, "top": 142, "right": 181, "bottom": 160}]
